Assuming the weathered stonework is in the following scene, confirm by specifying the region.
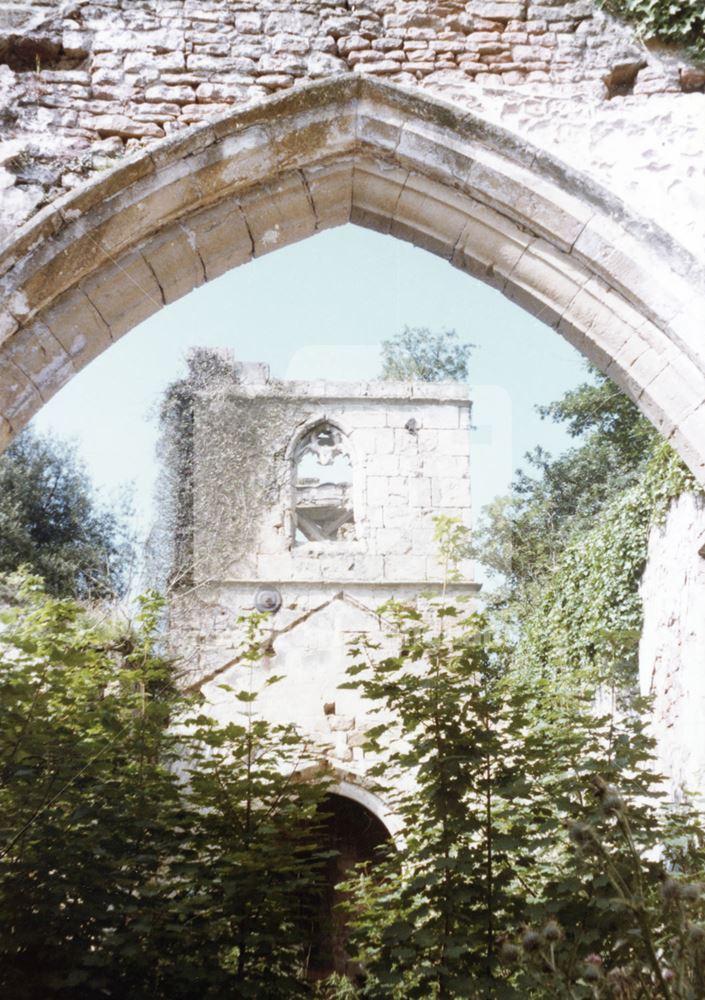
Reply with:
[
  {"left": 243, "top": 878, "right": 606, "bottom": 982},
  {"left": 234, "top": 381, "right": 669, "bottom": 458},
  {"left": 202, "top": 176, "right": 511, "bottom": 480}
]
[
  {"left": 0, "top": 0, "right": 703, "bottom": 255},
  {"left": 639, "top": 492, "right": 705, "bottom": 798},
  {"left": 168, "top": 358, "right": 476, "bottom": 800},
  {"left": 1, "top": 3, "right": 705, "bottom": 795},
  {"left": 0, "top": 76, "right": 703, "bottom": 487}
]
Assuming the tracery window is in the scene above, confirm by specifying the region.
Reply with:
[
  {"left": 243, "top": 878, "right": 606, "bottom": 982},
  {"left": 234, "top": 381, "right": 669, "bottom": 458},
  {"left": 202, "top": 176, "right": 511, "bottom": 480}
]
[{"left": 292, "top": 422, "right": 354, "bottom": 543}]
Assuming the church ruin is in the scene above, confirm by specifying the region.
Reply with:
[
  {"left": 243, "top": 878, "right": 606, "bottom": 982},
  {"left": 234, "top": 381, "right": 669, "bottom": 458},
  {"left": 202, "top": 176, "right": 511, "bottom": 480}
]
[
  {"left": 161, "top": 351, "right": 478, "bottom": 975},
  {"left": 165, "top": 351, "right": 477, "bottom": 804},
  {"left": 0, "top": 0, "right": 704, "bottom": 836}
]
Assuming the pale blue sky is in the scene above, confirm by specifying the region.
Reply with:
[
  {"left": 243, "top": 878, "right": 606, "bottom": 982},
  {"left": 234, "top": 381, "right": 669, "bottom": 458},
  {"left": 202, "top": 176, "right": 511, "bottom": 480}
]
[{"left": 32, "top": 224, "right": 589, "bottom": 544}]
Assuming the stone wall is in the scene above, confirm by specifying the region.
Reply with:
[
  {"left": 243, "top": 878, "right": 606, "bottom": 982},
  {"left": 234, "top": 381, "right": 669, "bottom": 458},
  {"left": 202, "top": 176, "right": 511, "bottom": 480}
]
[
  {"left": 0, "top": 0, "right": 703, "bottom": 255},
  {"left": 639, "top": 491, "right": 705, "bottom": 798},
  {"left": 189, "top": 364, "right": 473, "bottom": 585},
  {"left": 168, "top": 357, "right": 477, "bottom": 681},
  {"left": 167, "top": 361, "right": 476, "bottom": 800}
]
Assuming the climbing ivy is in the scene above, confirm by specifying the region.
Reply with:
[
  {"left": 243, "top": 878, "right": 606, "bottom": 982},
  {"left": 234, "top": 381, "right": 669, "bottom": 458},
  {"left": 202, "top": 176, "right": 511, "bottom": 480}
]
[
  {"left": 599, "top": 0, "right": 705, "bottom": 64},
  {"left": 516, "top": 441, "right": 697, "bottom": 681}
]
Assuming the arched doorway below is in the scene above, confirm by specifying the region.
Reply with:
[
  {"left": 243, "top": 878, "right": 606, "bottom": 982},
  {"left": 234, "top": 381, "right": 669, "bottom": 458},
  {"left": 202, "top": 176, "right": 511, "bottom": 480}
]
[{"left": 308, "top": 792, "right": 393, "bottom": 982}]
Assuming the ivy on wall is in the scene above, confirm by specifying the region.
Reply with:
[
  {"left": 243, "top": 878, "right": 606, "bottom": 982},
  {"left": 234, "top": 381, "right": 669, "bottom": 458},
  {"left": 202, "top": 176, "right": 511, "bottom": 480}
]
[
  {"left": 600, "top": 0, "right": 705, "bottom": 63},
  {"left": 516, "top": 441, "right": 698, "bottom": 680}
]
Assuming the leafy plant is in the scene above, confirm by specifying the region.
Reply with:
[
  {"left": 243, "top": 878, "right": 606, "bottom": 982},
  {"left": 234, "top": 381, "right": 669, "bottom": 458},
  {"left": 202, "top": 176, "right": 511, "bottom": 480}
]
[
  {"left": 0, "top": 428, "right": 132, "bottom": 598},
  {"left": 380, "top": 327, "right": 474, "bottom": 382},
  {"left": 0, "top": 579, "right": 331, "bottom": 998},
  {"left": 506, "top": 776, "right": 705, "bottom": 998},
  {"left": 474, "top": 371, "right": 698, "bottom": 681},
  {"left": 599, "top": 0, "right": 705, "bottom": 64},
  {"left": 342, "top": 601, "right": 532, "bottom": 998}
]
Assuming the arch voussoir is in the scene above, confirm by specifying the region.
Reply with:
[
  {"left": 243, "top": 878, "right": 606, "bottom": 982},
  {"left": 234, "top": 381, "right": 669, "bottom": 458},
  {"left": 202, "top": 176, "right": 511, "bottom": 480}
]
[{"left": 0, "top": 76, "right": 703, "bottom": 481}]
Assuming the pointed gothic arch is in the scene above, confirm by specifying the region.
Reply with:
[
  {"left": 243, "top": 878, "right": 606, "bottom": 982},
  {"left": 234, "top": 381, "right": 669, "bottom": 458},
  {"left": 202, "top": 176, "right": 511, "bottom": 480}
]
[
  {"left": 291, "top": 420, "right": 355, "bottom": 545},
  {"left": 0, "top": 76, "right": 703, "bottom": 478}
]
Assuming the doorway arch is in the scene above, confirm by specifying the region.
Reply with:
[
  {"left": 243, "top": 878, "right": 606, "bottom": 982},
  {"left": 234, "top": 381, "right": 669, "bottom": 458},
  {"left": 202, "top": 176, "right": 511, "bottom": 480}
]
[{"left": 0, "top": 76, "right": 703, "bottom": 477}]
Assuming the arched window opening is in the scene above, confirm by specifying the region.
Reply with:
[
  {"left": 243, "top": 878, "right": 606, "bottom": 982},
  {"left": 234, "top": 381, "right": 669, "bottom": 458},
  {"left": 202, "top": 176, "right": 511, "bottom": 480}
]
[{"left": 293, "top": 422, "right": 354, "bottom": 544}]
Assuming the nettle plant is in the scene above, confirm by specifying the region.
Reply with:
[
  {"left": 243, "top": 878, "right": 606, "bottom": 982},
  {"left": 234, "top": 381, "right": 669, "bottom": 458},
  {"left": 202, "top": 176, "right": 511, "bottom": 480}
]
[{"left": 339, "top": 518, "right": 705, "bottom": 999}]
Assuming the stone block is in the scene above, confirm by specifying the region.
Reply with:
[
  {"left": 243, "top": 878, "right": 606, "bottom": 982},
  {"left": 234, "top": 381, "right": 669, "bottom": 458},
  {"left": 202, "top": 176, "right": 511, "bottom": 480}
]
[
  {"left": 351, "top": 159, "right": 409, "bottom": 235},
  {"left": 302, "top": 159, "right": 353, "bottom": 230},
  {"left": 384, "top": 554, "right": 427, "bottom": 581},
  {"left": 672, "top": 405, "right": 705, "bottom": 485},
  {"left": 289, "top": 556, "right": 325, "bottom": 582},
  {"left": 423, "top": 455, "right": 470, "bottom": 478},
  {"left": 256, "top": 554, "right": 295, "bottom": 581},
  {"left": 409, "top": 477, "right": 432, "bottom": 508},
  {"left": 573, "top": 214, "right": 686, "bottom": 330},
  {"left": 79, "top": 250, "right": 163, "bottom": 340},
  {"left": 373, "top": 427, "right": 396, "bottom": 453},
  {"left": 264, "top": 11, "right": 319, "bottom": 36},
  {"left": 41, "top": 289, "right": 112, "bottom": 370},
  {"left": 345, "top": 554, "right": 385, "bottom": 578},
  {"left": 340, "top": 404, "right": 386, "bottom": 428},
  {"left": 387, "top": 476, "right": 409, "bottom": 501},
  {"left": 383, "top": 506, "right": 415, "bottom": 530},
  {"left": 366, "top": 454, "right": 400, "bottom": 476},
  {"left": 191, "top": 123, "right": 276, "bottom": 200},
  {"left": 90, "top": 113, "right": 165, "bottom": 140},
  {"left": 432, "top": 476, "right": 471, "bottom": 508},
  {"left": 418, "top": 429, "right": 440, "bottom": 453},
  {"left": 391, "top": 428, "right": 420, "bottom": 454},
  {"left": 6, "top": 320, "right": 73, "bottom": 401},
  {"left": 240, "top": 172, "right": 316, "bottom": 257},
  {"left": 436, "top": 428, "right": 472, "bottom": 457},
  {"left": 452, "top": 200, "right": 531, "bottom": 289},
  {"left": 414, "top": 403, "right": 460, "bottom": 430},
  {"left": 385, "top": 407, "right": 417, "bottom": 428},
  {"left": 182, "top": 196, "right": 254, "bottom": 280},
  {"left": 638, "top": 361, "right": 699, "bottom": 437},
  {"left": 504, "top": 236, "right": 589, "bottom": 330},
  {"left": 366, "top": 475, "right": 389, "bottom": 506},
  {"left": 0, "top": 358, "right": 39, "bottom": 429},
  {"left": 374, "top": 527, "right": 412, "bottom": 555},
  {"left": 392, "top": 173, "right": 471, "bottom": 260},
  {"left": 141, "top": 223, "right": 205, "bottom": 304}
]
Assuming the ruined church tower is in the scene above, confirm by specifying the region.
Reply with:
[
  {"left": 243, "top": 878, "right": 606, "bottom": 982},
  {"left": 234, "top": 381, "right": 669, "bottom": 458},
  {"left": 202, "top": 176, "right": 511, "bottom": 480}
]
[{"left": 166, "top": 350, "right": 477, "bottom": 799}]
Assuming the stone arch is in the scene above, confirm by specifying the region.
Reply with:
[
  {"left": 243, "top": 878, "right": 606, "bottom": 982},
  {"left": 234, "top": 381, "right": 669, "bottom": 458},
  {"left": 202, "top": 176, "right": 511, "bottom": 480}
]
[
  {"left": 290, "top": 419, "right": 356, "bottom": 545},
  {"left": 1, "top": 76, "right": 704, "bottom": 478},
  {"left": 329, "top": 776, "right": 400, "bottom": 843}
]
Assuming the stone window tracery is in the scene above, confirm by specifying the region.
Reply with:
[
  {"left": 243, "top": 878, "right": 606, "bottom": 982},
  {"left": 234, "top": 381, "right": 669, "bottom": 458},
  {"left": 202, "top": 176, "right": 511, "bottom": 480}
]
[{"left": 292, "top": 422, "right": 354, "bottom": 544}]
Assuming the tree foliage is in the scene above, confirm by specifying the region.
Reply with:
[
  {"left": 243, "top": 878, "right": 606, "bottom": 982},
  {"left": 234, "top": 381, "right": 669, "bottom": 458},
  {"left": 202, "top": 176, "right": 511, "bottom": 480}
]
[
  {"left": 340, "top": 589, "right": 705, "bottom": 998},
  {"left": 380, "top": 327, "right": 473, "bottom": 382},
  {"left": 474, "top": 370, "right": 697, "bottom": 677},
  {"left": 2, "top": 369, "right": 703, "bottom": 998},
  {"left": 0, "top": 580, "right": 330, "bottom": 998},
  {"left": 0, "top": 428, "right": 130, "bottom": 599}
]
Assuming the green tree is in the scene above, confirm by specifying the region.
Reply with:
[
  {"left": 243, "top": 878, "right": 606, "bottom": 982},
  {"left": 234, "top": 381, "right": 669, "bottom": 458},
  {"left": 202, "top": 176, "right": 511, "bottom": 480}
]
[
  {"left": 473, "top": 370, "right": 697, "bottom": 678},
  {"left": 380, "top": 327, "right": 473, "bottom": 382},
  {"left": 475, "top": 371, "right": 657, "bottom": 593},
  {"left": 343, "top": 602, "right": 531, "bottom": 998},
  {"left": 341, "top": 594, "right": 705, "bottom": 999},
  {"left": 0, "top": 579, "right": 330, "bottom": 998},
  {"left": 0, "top": 428, "right": 131, "bottom": 598}
]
